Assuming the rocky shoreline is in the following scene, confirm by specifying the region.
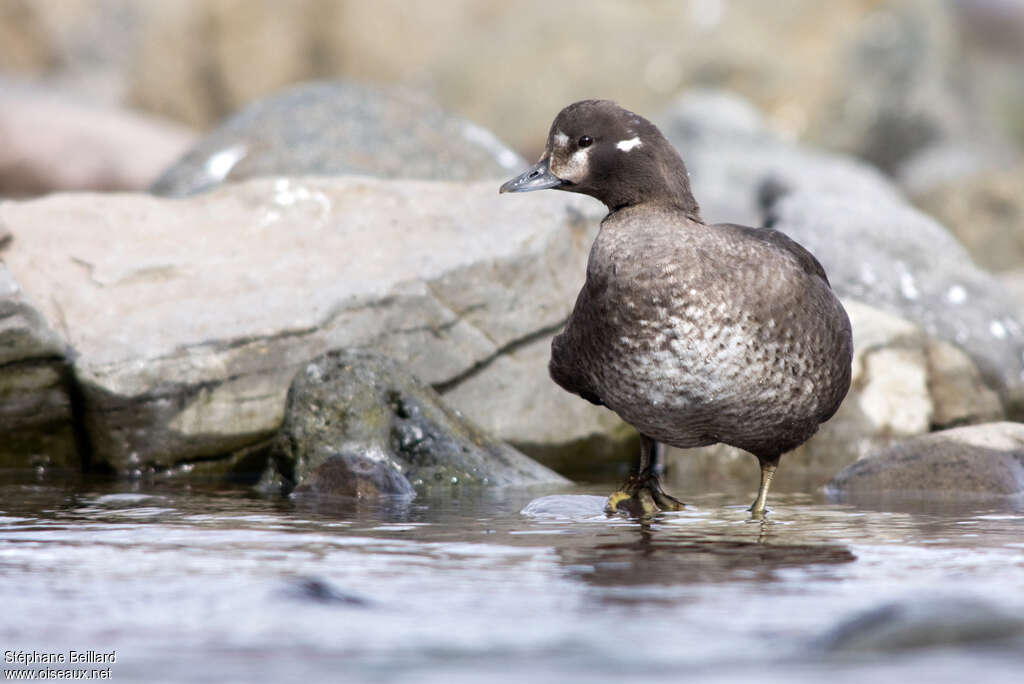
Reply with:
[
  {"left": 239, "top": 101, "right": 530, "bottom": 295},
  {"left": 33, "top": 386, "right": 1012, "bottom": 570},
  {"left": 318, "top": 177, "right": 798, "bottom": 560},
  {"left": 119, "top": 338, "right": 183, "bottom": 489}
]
[{"left": 2, "top": 82, "right": 1023, "bottom": 502}]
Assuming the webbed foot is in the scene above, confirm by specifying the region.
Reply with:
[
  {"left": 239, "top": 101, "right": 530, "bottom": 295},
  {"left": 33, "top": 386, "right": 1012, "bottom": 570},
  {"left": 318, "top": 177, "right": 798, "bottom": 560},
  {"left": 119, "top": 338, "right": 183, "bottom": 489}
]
[{"left": 605, "top": 472, "right": 685, "bottom": 516}]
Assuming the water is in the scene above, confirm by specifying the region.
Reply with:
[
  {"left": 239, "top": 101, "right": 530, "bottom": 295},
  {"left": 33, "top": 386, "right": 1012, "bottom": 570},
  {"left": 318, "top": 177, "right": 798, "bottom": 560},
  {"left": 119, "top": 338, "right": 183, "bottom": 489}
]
[{"left": 2, "top": 474, "right": 1023, "bottom": 683}]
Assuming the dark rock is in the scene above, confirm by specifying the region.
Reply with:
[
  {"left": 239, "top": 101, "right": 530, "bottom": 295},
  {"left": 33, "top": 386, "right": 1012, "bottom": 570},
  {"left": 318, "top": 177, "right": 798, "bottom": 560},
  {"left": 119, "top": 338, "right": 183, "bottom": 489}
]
[
  {"left": 150, "top": 80, "right": 525, "bottom": 197},
  {"left": 277, "top": 577, "right": 370, "bottom": 607},
  {"left": 827, "top": 422, "right": 1024, "bottom": 501},
  {"left": 818, "top": 595, "right": 1024, "bottom": 653},
  {"left": 0, "top": 263, "right": 77, "bottom": 471},
  {"left": 270, "top": 349, "right": 568, "bottom": 497}
]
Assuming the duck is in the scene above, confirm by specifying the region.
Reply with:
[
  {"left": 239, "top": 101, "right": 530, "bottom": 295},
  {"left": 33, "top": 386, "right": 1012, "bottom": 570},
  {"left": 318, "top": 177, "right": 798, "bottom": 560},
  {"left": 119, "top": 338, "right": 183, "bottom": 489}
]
[{"left": 500, "top": 100, "right": 853, "bottom": 518}]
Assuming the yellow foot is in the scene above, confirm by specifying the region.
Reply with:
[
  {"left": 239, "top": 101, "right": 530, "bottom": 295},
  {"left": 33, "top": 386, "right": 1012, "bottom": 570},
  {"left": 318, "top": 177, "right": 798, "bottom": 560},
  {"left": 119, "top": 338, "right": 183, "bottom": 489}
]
[{"left": 605, "top": 475, "right": 685, "bottom": 516}]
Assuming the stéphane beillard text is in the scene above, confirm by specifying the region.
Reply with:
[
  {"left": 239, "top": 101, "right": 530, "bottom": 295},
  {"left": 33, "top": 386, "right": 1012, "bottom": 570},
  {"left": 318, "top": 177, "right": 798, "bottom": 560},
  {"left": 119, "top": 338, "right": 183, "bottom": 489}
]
[{"left": 4, "top": 650, "right": 117, "bottom": 665}]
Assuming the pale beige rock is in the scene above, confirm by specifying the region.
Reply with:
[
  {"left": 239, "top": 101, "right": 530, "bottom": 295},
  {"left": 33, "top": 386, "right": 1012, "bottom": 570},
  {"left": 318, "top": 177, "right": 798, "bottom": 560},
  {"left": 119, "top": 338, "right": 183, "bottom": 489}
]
[
  {"left": 0, "top": 87, "right": 196, "bottom": 196},
  {"left": 0, "top": 177, "right": 604, "bottom": 472}
]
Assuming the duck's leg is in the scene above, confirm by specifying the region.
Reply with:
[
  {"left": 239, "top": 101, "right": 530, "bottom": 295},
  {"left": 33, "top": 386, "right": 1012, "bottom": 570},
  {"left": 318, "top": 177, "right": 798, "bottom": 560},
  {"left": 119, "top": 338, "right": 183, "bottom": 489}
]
[
  {"left": 606, "top": 435, "right": 686, "bottom": 515},
  {"left": 749, "top": 454, "right": 780, "bottom": 519}
]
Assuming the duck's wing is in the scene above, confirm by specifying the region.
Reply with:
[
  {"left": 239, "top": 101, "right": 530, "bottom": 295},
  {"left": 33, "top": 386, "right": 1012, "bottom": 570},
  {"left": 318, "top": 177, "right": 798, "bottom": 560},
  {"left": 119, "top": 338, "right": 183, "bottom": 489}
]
[{"left": 719, "top": 223, "right": 830, "bottom": 286}]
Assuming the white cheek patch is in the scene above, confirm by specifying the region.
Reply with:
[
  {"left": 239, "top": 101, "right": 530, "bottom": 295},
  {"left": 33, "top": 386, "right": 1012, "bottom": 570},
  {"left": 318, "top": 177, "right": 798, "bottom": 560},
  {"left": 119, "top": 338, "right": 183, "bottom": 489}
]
[
  {"left": 551, "top": 147, "right": 590, "bottom": 182},
  {"left": 616, "top": 136, "right": 642, "bottom": 152},
  {"left": 553, "top": 130, "right": 569, "bottom": 148}
]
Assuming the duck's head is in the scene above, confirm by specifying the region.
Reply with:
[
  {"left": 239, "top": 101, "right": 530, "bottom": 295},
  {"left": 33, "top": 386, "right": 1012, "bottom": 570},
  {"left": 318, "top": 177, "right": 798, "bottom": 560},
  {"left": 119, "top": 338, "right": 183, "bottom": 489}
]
[{"left": 500, "top": 100, "right": 700, "bottom": 219}]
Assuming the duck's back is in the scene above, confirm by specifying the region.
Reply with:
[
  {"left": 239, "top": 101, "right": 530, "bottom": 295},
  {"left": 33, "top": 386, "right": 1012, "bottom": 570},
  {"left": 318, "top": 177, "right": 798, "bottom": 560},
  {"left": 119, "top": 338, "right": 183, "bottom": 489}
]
[{"left": 550, "top": 204, "right": 852, "bottom": 456}]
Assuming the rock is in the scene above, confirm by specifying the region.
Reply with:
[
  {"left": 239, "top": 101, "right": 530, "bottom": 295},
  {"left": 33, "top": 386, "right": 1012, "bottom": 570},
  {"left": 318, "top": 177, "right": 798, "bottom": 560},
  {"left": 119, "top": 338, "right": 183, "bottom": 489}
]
[
  {"left": 520, "top": 495, "right": 608, "bottom": 519},
  {"left": 818, "top": 595, "right": 1024, "bottom": 653},
  {"left": 666, "top": 300, "right": 1004, "bottom": 493},
  {"left": 658, "top": 89, "right": 1024, "bottom": 413},
  {"left": 656, "top": 89, "right": 904, "bottom": 229},
  {"left": 438, "top": 335, "right": 638, "bottom": 479},
  {"left": 112, "top": 1, "right": 894, "bottom": 149},
  {"left": 0, "top": 263, "right": 77, "bottom": 470},
  {"left": 0, "top": 176, "right": 610, "bottom": 475},
  {"left": 827, "top": 422, "right": 1024, "bottom": 501},
  {"left": 912, "top": 165, "right": 1024, "bottom": 273},
  {"left": 271, "top": 349, "right": 567, "bottom": 496},
  {"left": 769, "top": 191, "right": 1024, "bottom": 411},
  {"left": 149, "top": 80, "right": 525, "bottom": 197},
  {"left": 0, "top": 82, "right": 197, "bottom": 197}
]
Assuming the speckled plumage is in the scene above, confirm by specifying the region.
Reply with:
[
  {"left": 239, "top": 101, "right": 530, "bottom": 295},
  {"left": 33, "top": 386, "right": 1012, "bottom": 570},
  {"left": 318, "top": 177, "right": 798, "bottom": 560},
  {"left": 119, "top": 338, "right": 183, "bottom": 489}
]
[
  {"left": 501, "top": 99, "right": 853, "bottom": 514},
  {"left": 550, "top": 204, "right": 852, "bottom": 457}
]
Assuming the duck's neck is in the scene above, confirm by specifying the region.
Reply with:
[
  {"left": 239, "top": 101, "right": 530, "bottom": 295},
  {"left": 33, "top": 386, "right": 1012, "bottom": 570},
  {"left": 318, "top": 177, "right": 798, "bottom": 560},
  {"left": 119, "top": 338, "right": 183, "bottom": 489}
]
[{"left": 602, "top": 145, "right": 703, "bottom": 223}]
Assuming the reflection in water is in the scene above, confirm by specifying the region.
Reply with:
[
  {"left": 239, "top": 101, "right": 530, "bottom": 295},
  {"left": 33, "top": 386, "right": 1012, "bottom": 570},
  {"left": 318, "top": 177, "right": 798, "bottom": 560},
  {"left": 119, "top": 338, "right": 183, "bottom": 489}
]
[
  {"left": 560, "top": 523, "right": 856, "bottom": 591},
  {"left": 1, "top": 477, "right": 1023, "bottom": 683}
]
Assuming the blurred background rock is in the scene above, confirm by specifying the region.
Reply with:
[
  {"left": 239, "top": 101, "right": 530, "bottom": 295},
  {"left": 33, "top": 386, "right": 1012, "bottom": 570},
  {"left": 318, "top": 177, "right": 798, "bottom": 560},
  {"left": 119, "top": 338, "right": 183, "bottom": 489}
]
[
  {"left": 2, "top": 0, "right": 1024, "bottom": 271},
  {"left": 3, "top": 0, "right": 1023, "bottom": 185}
]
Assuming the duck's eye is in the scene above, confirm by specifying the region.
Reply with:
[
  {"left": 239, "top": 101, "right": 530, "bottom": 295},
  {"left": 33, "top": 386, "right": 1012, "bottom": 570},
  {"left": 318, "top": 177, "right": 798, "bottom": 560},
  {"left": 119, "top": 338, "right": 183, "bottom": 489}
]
[{"left": 577, "top": 135, "right": 593, "bottom": 148}]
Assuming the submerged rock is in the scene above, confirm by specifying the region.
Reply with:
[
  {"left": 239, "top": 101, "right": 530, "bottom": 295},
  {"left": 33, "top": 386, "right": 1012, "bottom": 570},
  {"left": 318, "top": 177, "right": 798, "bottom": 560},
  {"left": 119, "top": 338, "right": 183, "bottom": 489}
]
[
  {"left": 827, "top": 422, "right": 1024, "bottom": 501},
  {"left": 150, "top": 80, "right": 525, "bottom": 197},
  {"left": 818, "top": 595, "right": 1024, "bottom": 653},
  {"left": 666, "top": 300, "right": 1003, "bottom": 493},
  {"left": 270, "top": 349, "right": 567, "bottom": 496},
  {"left": 0, "top": 176, "right": 609, "bottom": 475}
]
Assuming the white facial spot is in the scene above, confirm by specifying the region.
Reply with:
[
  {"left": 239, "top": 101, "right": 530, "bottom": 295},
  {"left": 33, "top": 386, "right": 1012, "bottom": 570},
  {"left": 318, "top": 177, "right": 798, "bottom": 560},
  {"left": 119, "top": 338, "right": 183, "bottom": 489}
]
[
  {"left": 204, "top": 144, "right": 247, "bottom": 181},
  {"left": 616, "top": 136, "right": 642, "bottom": 152},
  {"left": 553, "top": 130, "right": 569, "bottom": 147}
]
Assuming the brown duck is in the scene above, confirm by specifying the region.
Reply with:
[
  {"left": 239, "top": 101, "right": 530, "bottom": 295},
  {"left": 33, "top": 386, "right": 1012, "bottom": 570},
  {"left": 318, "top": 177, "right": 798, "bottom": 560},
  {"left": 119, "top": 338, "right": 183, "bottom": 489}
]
[{"left": 500, "top": 100, "right": 852, "bottom": 518}]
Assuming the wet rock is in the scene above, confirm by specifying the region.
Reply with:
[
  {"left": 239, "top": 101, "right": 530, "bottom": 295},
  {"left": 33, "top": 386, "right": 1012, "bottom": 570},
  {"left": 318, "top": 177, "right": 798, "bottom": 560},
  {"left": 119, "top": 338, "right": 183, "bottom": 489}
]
[
  {"left": 666, "top": 300, "right": 1004, "bottom": 493},
  {"left": 520, "top": 495, "right": 608, "bottom": 519},
  {"left": 271, "top": 350, "right": 567, "bottom": 496},
  {"left": 150, "top": 80, "right": 525, "bottom": 197},
  {"left": 0, "top": 82, "right": 196, "bottom": 197},
  {"left": 0, "top": 263, "right": 77, "bottom": 470},
  {"left": 827, "top": 422, "right": 1024, "bottom": 500},
  {"left": 913, "top": 164, "right": 1024, "bottom": 273},
  {"left": 659, "top": 89, "right": 1024, "bottom": 413},
  {"left": 277, "top": 576, "right": 369, "bottom": 607},
  {"left": 818, "top": 595, "right": 1024, "bottom": 653},
  {"left": 0, "top": 178, "right": 605, "bottom": 474}
]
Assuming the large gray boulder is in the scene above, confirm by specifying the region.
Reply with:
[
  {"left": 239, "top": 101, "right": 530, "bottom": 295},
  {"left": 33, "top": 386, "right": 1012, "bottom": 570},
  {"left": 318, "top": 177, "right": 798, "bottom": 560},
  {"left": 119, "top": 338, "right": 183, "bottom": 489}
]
[
  {"left": 658, "top": 90, "right": 1024, "bottom": 413},
  {"left": 0, "top": 176, "right": 619, "bottom": 475},
  {"left": 0, "top": 264, "right": 76, "bottom": 470},
  {"left": 665, "top": 300, "right": 1004, "bottom": 493},
  {"left": 150, "top": 81, "right": 526, "bottom": 197},
  {"left": 271, "top": 349, "right": 567, "bottom": 497}
]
